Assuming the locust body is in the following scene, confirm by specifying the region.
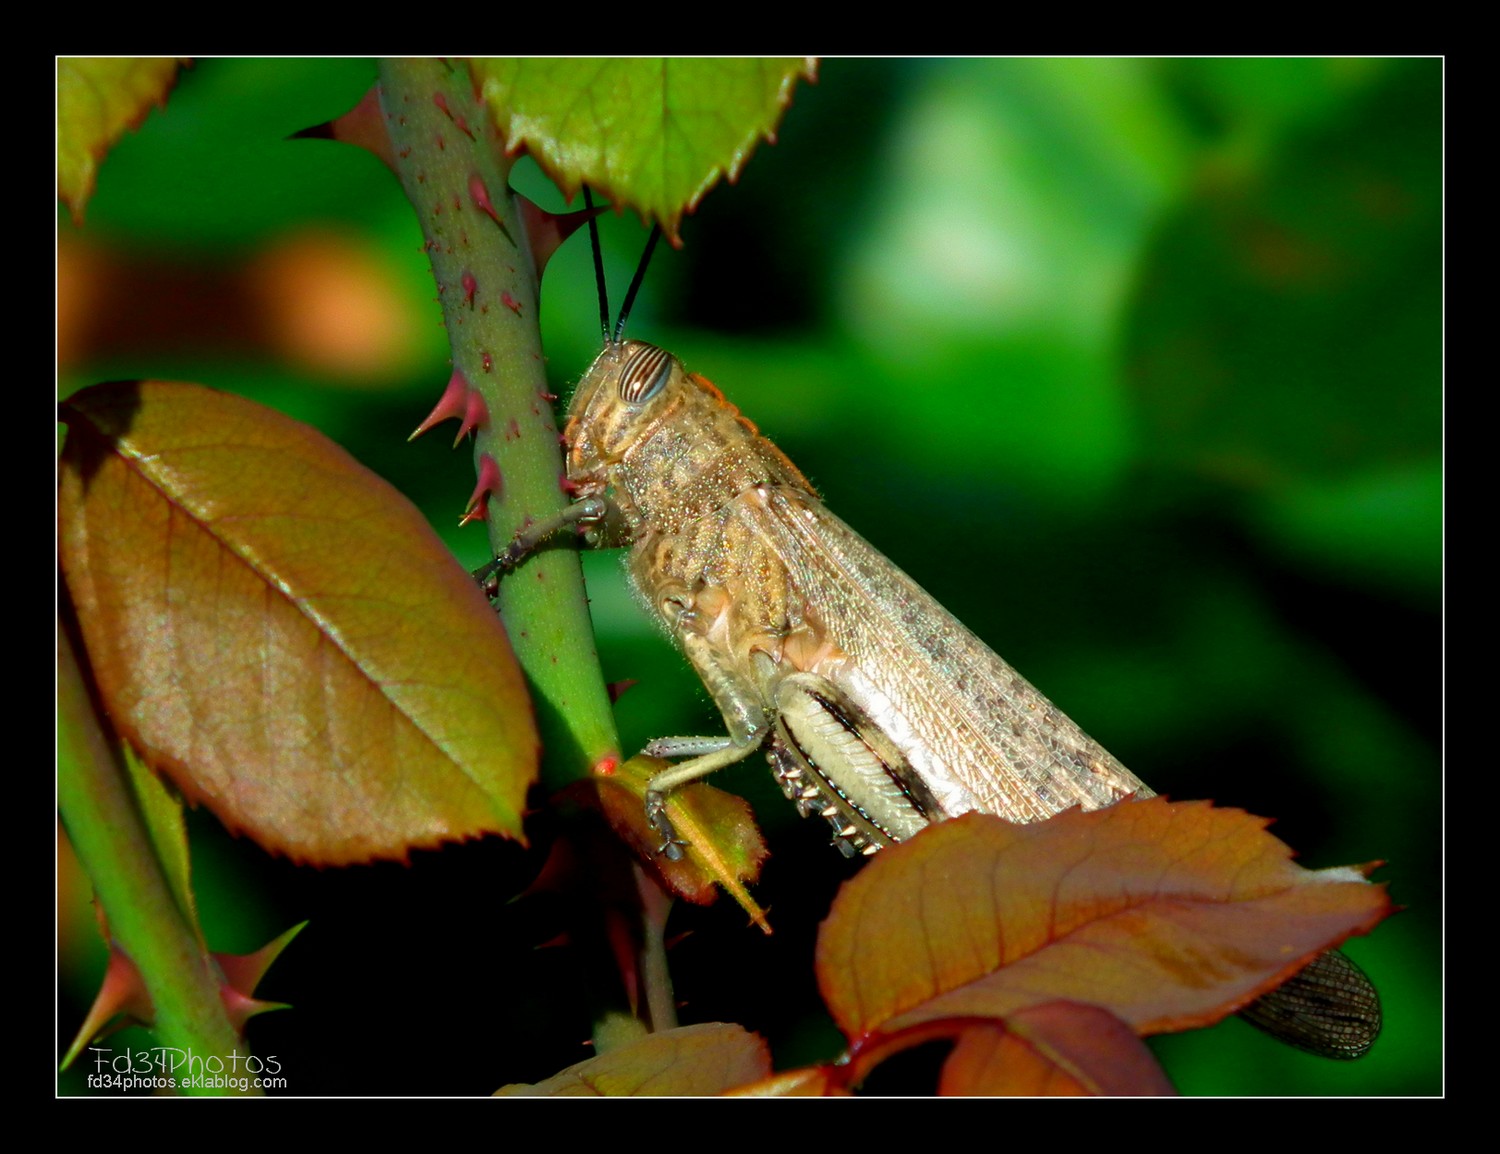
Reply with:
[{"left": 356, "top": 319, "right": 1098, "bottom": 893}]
[
  {"left": 565, "top": 340, "right": 1152, "bottom": 856},
  {"left": 522, "top": 335, "right": 1380, "bottom": 1060}
]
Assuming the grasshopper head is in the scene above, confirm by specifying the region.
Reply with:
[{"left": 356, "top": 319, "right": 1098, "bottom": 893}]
[{"left": 565, "top": 339, "right": 682, "bottom": 482}]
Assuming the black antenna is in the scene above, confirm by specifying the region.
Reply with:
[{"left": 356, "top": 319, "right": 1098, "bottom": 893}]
[
  {"left": 583, "top": 188, "right": 610, "bottom": 345},
  {"left": 614, "top": 225, "right": 662, "bottom": 343}
]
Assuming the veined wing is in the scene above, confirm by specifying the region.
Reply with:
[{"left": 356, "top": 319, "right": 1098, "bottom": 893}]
[{"left": 740, "top": 485, "right": 1151, "bottom": 825}]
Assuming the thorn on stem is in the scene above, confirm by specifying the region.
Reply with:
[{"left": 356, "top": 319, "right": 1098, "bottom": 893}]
[
  {"left": 460, "top": 453, "right": 503, "bottom": 526},
  {"left": 409, "top": 370, "right": 471, "bottom": 441},
  {"left": 454, "top": 388, "right": 489, "bottom": 446},
  {"left": 468, "top": 173, "right": 515, "bottom": 245}
]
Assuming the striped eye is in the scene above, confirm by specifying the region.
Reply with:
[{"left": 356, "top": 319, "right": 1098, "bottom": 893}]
[{"left": 618, "top": 343, "right": 673, "bottom": 404}]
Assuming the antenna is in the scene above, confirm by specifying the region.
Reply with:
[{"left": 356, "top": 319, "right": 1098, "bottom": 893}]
[
  {"left": 581, "top": 188, "right": 662, "bottom": 346},
  {"left": 614, "top": 225, "right": 662, "bottom": 344},
  {"left": 583, "top": 188, "right": 610, "bottom": 345}
]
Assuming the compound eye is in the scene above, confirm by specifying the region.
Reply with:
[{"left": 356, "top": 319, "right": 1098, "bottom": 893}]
[{"left": 618, "top": 343, "right": 673, "bottom": 404}]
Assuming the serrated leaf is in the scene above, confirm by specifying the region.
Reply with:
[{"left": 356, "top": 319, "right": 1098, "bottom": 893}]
[
  {"left": 494, "top": 1023, "right": 770, "bottom": 1096},
  {"left": 817, "top": 802, "right": 1390, "bottom": 1043},
  {"left": 471, "top": 58, "right": 815, "bottom": 244},
  {"left": 58, "top": 381, "right": 537, "bottom": 865},
  {"left": 58, "top": 58, "right": 182, "bottom": 223}
]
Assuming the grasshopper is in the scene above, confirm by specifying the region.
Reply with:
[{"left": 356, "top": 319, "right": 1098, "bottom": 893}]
[{"left": 485, "top": 217, "right": 1381, "bottom": 1060}]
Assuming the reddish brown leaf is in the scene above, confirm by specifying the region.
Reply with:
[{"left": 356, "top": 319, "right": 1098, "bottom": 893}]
[
  {"left": 938, "top": 1005, "right": 1176, "bottom": 1096},
  {"left": 59, "top": 381, "right": 537, "bottom": 864},
  {"left": 595, "top": 756, "right": 769, "bottom": 930},
  {"left": 817, "top": 803, "right": 1390, "bottom": 1042},
  {"left": 494, "top": 1023, "right": 770, "bottom": 1096}
]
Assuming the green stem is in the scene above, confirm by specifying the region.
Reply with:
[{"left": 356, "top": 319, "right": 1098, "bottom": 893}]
[
  {"left": 376, "top": 59, "right": 617, "bottom": 786},
  {"left": 58, "top": 622, "right": 258, "bottom": 1096}
]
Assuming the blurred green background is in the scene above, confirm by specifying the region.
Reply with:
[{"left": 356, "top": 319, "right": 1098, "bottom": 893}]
[{"left": 58, "top": 58, "right": 1440, "bottom": 1095}]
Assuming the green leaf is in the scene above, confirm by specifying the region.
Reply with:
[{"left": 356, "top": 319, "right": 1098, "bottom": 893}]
[
  {"left": 58, "top": 58, "right": 181, "bottom": 223},
  {"left": 59, "top": 381, "right": 537, "bottom": 864},
  {"left": 119, "top": 741, "right": 199, "bottom": 939},
  {"left": 471, "top": 58, "right": 816, "bottom": 243}
]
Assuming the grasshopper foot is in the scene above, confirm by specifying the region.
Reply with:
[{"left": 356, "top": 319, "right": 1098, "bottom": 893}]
[
  {"left": 645, "top": 789, "right": 687, "bottom": 861},
  {"left": 472, "top": 497, "right": 612, "bottom": 598}
]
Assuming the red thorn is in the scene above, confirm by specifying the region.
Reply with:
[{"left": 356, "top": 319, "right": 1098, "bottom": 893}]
[
  {"left": 468, "top": 173, "right": 515, "bottom": 244},
  {"left": 454, "top": 387, "right": 490, "bottom": 446},
  {"left": 506, "top": 417, "right": 521, "bottom": 441},
  {"left": 461, "top": 271, "right": 478, "bottom": 307},
  {"left": 468, "top": 173, "right": 497, "bottom": 217},
  {"left": 58, "top": 945, "right": 155, "bottom": 1069},
  {"left": 432, "top": 91, "right": 476, "bottom": 140},
  {"left": 539, "top": 388, "right": 558, "bottom": 402},
  {"left": 481, "top": 351, "right": 494, "bottom": 373},
  {"left": 293, "top": 85, "right": 396, "bottom": 173},
  {"left": 517, "top": 194, "right": 606, "bottom": 282},
  {"left": 409, "top": 370, "right": 471, "bottom": 441},
  {"left": 501, "top": 290, "right": 523, "bottom": 316},
  {"left": 219, "top": 986, "right": 290, "bottom": 1034},
  {"left": 560, "top": 475, "right": 581, "bottom": 495},
  {"left": 606, "top": 680, "right": 638, "bottom": 704},
  {"left": 215, "top": 923, "right": 305, "bottom": 1000},
  {"left": 461, "top": 453, "right": 502, "bottom": 525},
  {"left": 212, "top": 922, "right": 303, "bottom": 1033},
  {"left": 432, "top": 96, "right": 462, "bottom": 138},
  {"left": 594, "top": 755, "right": 620, "bottom": 776}
]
